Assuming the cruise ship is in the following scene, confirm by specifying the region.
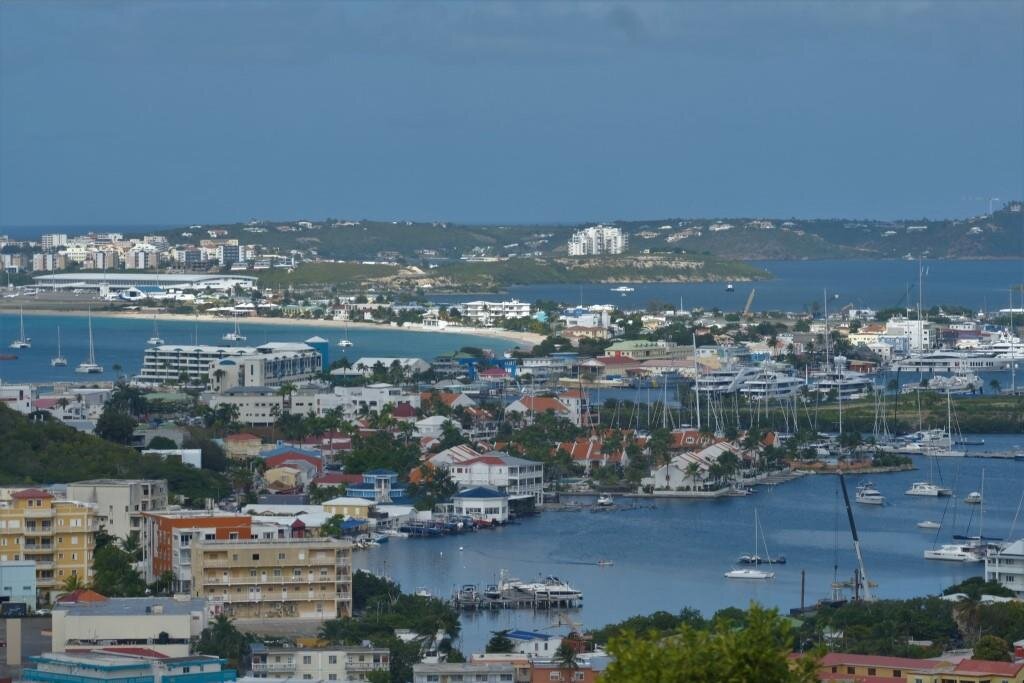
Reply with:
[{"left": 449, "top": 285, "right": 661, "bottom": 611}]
[
  {"left": 694, "top": 366, "right": 761, "bottom": 395},
  {"left": 739, "top": 368, "right": 805, "bottom": 401}
]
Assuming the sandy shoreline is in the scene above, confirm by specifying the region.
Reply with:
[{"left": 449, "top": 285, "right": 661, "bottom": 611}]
[{"left": 13, "top": 307, "right": 544, "bottom": 347}]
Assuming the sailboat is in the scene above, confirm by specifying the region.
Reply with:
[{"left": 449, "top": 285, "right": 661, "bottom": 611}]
[
  {"left": 725, "top": 509, "right": 776, "bottom": 579},
  {"left": 75, "top": 309, "right": 103, "bottom": 374},
  {"left": 147, "top": 313, "right": 164, "bottom": 345},
  {"left": 222, "top": 316, "right": 246, "bottom": 342},
  {"left": 9, "top": 307, "right": 31, "bottom": 349},
  {"left": 50, "top": 326, "right": 68, "bottom": 367},
  {"left": 338, "top": 318, "right": 354, "bottom": 348}
]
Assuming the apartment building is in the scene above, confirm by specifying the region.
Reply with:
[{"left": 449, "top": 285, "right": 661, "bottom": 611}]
[
  {"left": 51, "top": 595, "right": 209, "bottom": 658},
  {"left": 461, "top": 300, "right": 532, "bottom": 326},
  {"left": 292, "top": 383, "right": 420, "bottom": 418},
  {"left": 141, "top": 509, "right": 253, "bottom": 592},
  {"left": 0, "top": 489, "right": 98, "bottom": 603},
  {"left": 986, "top": 538, "right": 1024, "bottom": 598},
  {"left": 191, "top": 537, "right": 353, "bottom": 619},
  {"left": 23, "top": 651, "right": 235, "bottom": 683},
  {"left": 208, "top": 387, "right": 285, "bottom": 425},
  {"left": 567, "top": 225, "right": 627, "bottom": 256},
  {"left": 413, "top": 663, "right": 515, "bottom": 683},
  {"left": 139, "top": 342, "right": 322, "bottom": 386},
  {"left": 249, "top": 645, "right": 389, "bottom": 682},
  {"left": 66, "top": 479, "right": 168, "bottom": 543}
]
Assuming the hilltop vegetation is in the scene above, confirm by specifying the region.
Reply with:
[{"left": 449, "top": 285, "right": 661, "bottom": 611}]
[{"left": 0, "top": 405, "right": 227, "bottom": 502}]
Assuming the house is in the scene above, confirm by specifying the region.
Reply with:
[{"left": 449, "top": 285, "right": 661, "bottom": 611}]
[
  {"left": 420, "top": 390, "right": 477, "bottom": 410},
  {"left": 985, "top": 538, "right": 1024, "bottom": 597},
  {"left": 322, "top": 497, "right": 376, "bottom": 519},
  {"left": 345, "top": 470, "right": 407, "bottom": 504},
  {"left": 223, "top": 433, "right": 264, "bottom": 460},
  {"left": 261, "top": 446, "right": 324, "bottom": 473},
  {"left": 451, "top": 487, "right": 509, "bottom": 523},
  {"left": 51, "top": 596, "right": 209, "bottom": 658},
  {"left": 504, "top": 396, "right": 572, "bottom": 424},
  {"left": 416, "top": 415, "right": 460, "bottom": 439},
  {"left": 558, "top": 437, "right": 629, "bottom": 473},
  {"left": 429, "top": 448, "right": 544, "bottom": 504},
  {"left": 504, "top": 630, "right": 563, "bottom": 657}
]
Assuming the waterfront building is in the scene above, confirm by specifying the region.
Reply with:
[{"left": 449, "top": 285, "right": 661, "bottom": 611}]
[
  {"left": 141, "top": 509, "right": 252, "bottom": 591},
  {"left": 985, "top": 539, "right": 1024, "bottom": 598},
  {"left": 33, "top": 272, "right": 257, "bottom": 292},
  {"left": 0, "top": 559, "right": 38, "bottom": 610},
  {"left": 567, "top": 225, "right": 627, "bottom": 256},
  {"left": 430, "top": 448, "right": 544, "bottom": 505},
  {"left": 141, "top": 342, "right": 322, "bottom": 386},
  {"left": 66, "top": 479, "right": 168, "bottom": 543},
  {"left": 0, "top": 489, "right": 98, "bottom": 603},
  {"left": 451, "top": 487, "right": 509, "bottom": 523},
  {"left": 412, "top": 663, "right": 515, "bottom": 683},
  {"left": 345, "top": 470, "right": 407, "bottom": 503},
  {"left": 604, "top": 339, "right": 683, "bottom": 360},
  {"left": 24, "top": 651, "right": 235, "bottom": 683},
  {"left": 51, "top": 595, "right": 209, "bottom": 657},
  {"left": 321, "top": 497, "right": 376, "bottom": 519},
  {"left": 248, "top": 644, "right": 389, "bottom": 681},
  {"left": 885, "top": 317, "right": 936, "bottom": 351},
  {"left": 461, "top": 300, "right": 532, "bottom": 326},
  {"left": 190, "top": 536, "right": 353, "bottom": 619}
]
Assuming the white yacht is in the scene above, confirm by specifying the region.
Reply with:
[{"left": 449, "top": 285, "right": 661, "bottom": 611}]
[
  {"left": 610, "top": 286, "right": 635, "bottom": 293},
  {"left": 917, "top": 520, "right": 941, "bottom": 529},
  {"left": 910, "top": 373, "right": 984, "bottom": 396},
  {"left": 905, "top": 481, "right": 952, "bottom": 497},
  {"left": 596, "top": 495, "right": 614, "bottom": 507},
  {"left": 923, "top": 544, "right": 983, "bottom": 563},
  {"left": 808, "top": 357, "right": 874, "bottom": 401},
  {"left": 513, "top": 576, "right": 582, "bottom": 601},
  {"left": 9, "top": 307, "right": 30, "bottom": 349},
  {"left": 147, "top": 314, "right": 164, "bottom": 345},
  {"left": 893, "top": 351, "right": 1011, "bottom": 373},
  {"left": 75, "top": 309, "right": 103, "bottom": 374},
  {"left": 964, "top": 491, "right": 982, "bottom": 505},
  {"left": 222, "top": 317, "right": 247, "bottom": 342},
  {"left": 50, "top": 326, "right": 68, "bottom": 367},
  {"left": 724, "top": 568, "right": 775, "bottom": 580},
  {"left": 694, "top": 365, "right": 761, "bottom": 395},
  {"left": 855, "top": 483, "right": 885, "bottom": 505},
  {"left": 739, "top": 369, "right": 805, "bottom": 401}
]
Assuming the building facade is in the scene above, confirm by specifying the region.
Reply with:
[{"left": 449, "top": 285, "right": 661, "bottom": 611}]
[
  {"left": 986, "top": 539, "right": 1024, "bottom": 598},
  {"left": 0, "top": 559, "right": 38, "bottom": 610},
  {"left": 51, "top": 596, "right": 209, "bottom": 657},
  {"left": 24, "top": 651, "right": 235, "bottom": 683},
  {"left": 191, "top": 537, "right": 353, "bottom": 619},
  {"left": 141, "top": 509, "right": 253, "bottom": 592},
  {"left": 0, "top": 489, "right": 98, "bottom": 603},
  {"left": 248, "top": 645, "right": 389, "bottom": 682},
  {"left": 567, "top": 225, "right": 627, "bottom": 256},
  {"left": 140, "top": 342, "right": 322, "bottom": 386},
  {"left": 66, "top": 479, "right": 168, "bottom": 543}
]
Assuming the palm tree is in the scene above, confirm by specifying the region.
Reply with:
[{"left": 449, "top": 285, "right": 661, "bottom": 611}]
[
  {"left": 685, "top": 462, "right": 702, "bottom": 490},
  {"left": 277, "top": 382, "right": 297, "bottom": 412},
  {"left": 989, "top": 378, "right": 1002, "bottom": 395},
  {"left": 554, "top": 642, "right": 579, "bottom": 670},
  {"left": 61, "top": 572, "right": 88, "bottom": 593}
]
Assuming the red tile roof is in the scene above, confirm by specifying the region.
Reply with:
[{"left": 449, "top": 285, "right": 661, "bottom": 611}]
[
  {"left": 392, "top": 403, "right": 417, "bottom": 418},
  {"left": 11, "top": 488, "right": 53, "bottom": 500},
  {"left": 818, "top": 652, "right": 945, "bottom": 670},
  {"left": 952, "top": 659, "right": 1024, "bottom": 675},
  {"left": 56, "top": 589, "right": 107, "bottom": 603},
  {"left": 225, "top": 432, "right": 262, "bottom": 442},
  {"left": 315, "top": 472, "right": 363, "bottom": 485},
  {"left": 512, "top": 396, "right": 569, "bottom": 414}
]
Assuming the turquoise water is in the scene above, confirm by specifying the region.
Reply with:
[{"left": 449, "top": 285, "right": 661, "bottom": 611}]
[
  {"left": 431, "top": 259, "right": 1024, "bottom": 312},
  {"left": 356, "top": 443, "right": 1024, "bottom": 654},
  {"left": 0, "top": 312, "right": 517, "bottom": 383}
]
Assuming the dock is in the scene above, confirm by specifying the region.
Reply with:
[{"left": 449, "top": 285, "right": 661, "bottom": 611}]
[{"left": 451, "top": 582, "right": 583, "bottom": 611}]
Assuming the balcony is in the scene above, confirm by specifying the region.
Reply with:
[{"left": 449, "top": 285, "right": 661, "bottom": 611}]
[
  {"left": 22, "top": 508, "right": 55, "bottom": 518},
  {"left": 249, "top": 663, "right": 294, "bottom": 674}
]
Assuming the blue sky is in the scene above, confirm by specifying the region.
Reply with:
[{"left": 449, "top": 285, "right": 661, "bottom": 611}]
[{"left": 1, "top": 1, "right": 1021, "bottom": 227}]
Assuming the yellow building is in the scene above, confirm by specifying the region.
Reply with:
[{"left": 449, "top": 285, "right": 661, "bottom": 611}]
[
  {"left": 322, "top": 497, "right": 375, "bottom": 519},
  {"left": 0, "top": 489, "right": 98, "bottom": 604},
  {"left": 191, "top": 536, "right": 353, "bottom": 619}
]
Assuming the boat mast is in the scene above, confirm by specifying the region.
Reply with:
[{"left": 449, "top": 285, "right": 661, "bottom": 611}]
[
  {"left": 838, "top": 472, "right": 873, "bottom": 601},
  {"left": 87, "top": 310, "right": 95, "bottom": 364},
  {"left": 693, "top": 335, "right": 701, "bottom": 432}
]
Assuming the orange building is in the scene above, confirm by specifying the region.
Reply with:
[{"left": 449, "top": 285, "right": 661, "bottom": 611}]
[
  {"left": 530, "top": 663, "right": 600, "bottom": 683},
  {"left": 141, "top": 509, "right": 251, "bottom": 592}
]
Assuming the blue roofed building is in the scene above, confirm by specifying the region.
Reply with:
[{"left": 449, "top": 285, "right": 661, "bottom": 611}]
[
  {"left": 504, "top": 629, "right": 564, "bottom": 657},
  {"left": 451, "top": 486, "right": 509, "bottom": 523},
  {"left": 24, "top": 651, "right": 236, "bottom": 683},
  {"left": 346, "top": 470, "right": 407, "bottom": 504}
]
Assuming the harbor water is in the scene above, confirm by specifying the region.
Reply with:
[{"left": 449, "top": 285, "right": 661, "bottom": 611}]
[{"left": 356, "top": 443, "right": 1024, "bottom": 654}]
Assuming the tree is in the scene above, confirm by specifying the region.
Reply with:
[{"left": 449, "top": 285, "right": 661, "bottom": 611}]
[
  {"left": 554, "top": 642, "right": 578, "bottom": 670},
  {"left": 95, "top": 404, "right": 138, "bottom": 445},
  {"left": 973, "top": 635, "right": 1011, "bottom": 662},
  {"left": 61, "top": 572, "right": 88, "bottom": 593},
  {"left": 196, "top": 614, "right": 248, "bottom": 669},
  {"left": 147, "top": 436, "right": 178, "bottom": 450},
  {"left": 604, "top": 604, "right": 818, "bottom": 683},
  {"left": 91, "top": 545, "right": 146, "bottom": 597},
  {"left": 486, "top": 631, "right": 515, "bottom": 653}
]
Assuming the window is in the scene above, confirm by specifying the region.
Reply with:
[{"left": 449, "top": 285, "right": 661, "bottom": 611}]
[
  {"left": 573, "top": 674, "right": 585, "bottom": 682},
  {"left": 867, "top": 669, "right": 875, "bottom": 676},
  {"left": 303, "top": 656, "right": 312, "bottom": 665},
  {"left": 328, "top": 656, "right": 337, "bottom": 664},
  {"left": 252, "top": 553, "right": 260, "bottom": 560},
  {"left": 328, "top": 676, "right": 336, "bottom": 681},
  {"left": 847, "top": 667, "right": 855, "bottom": 675},
  {"left": 549, "top": 674, "right": 561, "bottom": 682}
]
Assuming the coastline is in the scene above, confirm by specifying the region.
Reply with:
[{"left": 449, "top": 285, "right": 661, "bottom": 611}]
[{"left": 12, "top": 308, "right": 544, "bottom": 347}]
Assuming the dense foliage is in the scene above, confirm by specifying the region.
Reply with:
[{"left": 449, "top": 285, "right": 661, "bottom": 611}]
[{"left": 0, "top": 405, "right": 228, "bottom": 501}]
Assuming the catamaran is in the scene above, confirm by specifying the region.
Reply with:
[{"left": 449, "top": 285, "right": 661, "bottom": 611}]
[
  {"left": 923, "top": 544, "right": 983, "bottom": 563},
  {"left": 222, "top": 316, "right": 247, "bottom": 342},
  {"left": 147, "top": 313, "right": 164, "bottom": 345},
  {"left": 50, "top": 326, "right": 68, "bottom": 367},
  {"left": 9, "top": 307, "right": 30, "bottom": 349},
  {"left": 338, "top": 319, "right": 354, "bottom": 348},
  {"left": 726, "top": 509, "right": 776, "bottom": 580},
  {"left": 75, "top": 309, "right": 103, "bottom": 374}
]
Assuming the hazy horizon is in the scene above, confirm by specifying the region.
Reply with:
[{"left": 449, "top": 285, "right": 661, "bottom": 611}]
[{"left": 1, "top": 1, "right": 1021, "bottom": 227}]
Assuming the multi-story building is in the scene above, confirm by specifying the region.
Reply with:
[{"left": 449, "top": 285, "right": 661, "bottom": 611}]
[
  {"left": 461, "top": 300, "right": 532, "bottom": 326},
  {"left": 24, "top": 650, "right": 235, "bottom": 683},
  {"left": 66, "top": 479, "right": 168, "bottom": 543},
  {"left": 40, "top": 233, "right": 69, "bottom": 251},
  {"left": 567, "top": 225, "right": 627, "bottom": 256},
  {"left": 412, "top": 663, "right": 515, "bottom": 683},
  {"left": 248, "top": 645, "right": 389, "bottom": 682},
  {"left": 885, "top": 318, "right": 936, "bottom": 352},
  {"left": 0, "top": 489, "right": 98, "bottom": 604},
  {"left": 985, "top": 538, "right": 1024, "bottom": 597},
  {"left": 191, "top": 537, "right": 353, "bottom": 619},
  {"left": 51, "top": 595, "right": 209, "bottom": 657},
  {"left": 218, "top": 244, "right": 241, "bottom": 267},
  {"left": 139, "top": 342, "right": 322, "bottom": 386},
  {"left": 141, "top": 509, "right": 252, "bottom": 592},
  {"left": 208, "top": 387, "right": 285, "bottom": 425},
  {"left": 430, "top": 449, "right": 544, "bottom": 505},
  {"left": 297, "top": 383, "right": 420, "bottom": 417}
]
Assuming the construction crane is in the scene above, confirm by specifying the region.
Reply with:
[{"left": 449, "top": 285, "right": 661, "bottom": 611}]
[{"left": 742, "top": 288, "right": 756, "bottom": 318}]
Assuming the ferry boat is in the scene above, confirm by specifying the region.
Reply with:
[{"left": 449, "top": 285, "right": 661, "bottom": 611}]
[
  {"left": 923, "top": 544, "right": 983, "bottom": 563},
  {"left": 905, "top": 481, "right": 952, "bottom": 497}
]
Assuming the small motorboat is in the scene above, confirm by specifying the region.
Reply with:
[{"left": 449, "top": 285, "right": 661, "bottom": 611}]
[
  {"left": 964, "top": 491, "right": 982, "bottom": 505},
  {"left": 596, "top": 495, "right": 614, "bottom": 507},
  {"left": 724, "top": 568, "right": 774, "bottom": 580},
  {"left": 414, "top": 588, "right": 432, "bottom": 598},
  {"left": 483, "top": 584, "right": 501, "bottom": 600},
  {"left": 917, "top": 520, "right": 941, "bottom": 530},
  {"left": 855, "top": 483, "right": 885, "bottom": 505},
  {"left": 596, "top": 559, "right": 614, "bottom": 567},
  {"left": 725, "top": 283, "right": 735, "bottom": 292}
]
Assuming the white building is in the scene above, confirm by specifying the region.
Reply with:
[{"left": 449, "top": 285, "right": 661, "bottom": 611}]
[
  {"left": 51, "top": 596, "right": 209, "bottom": 658},
  {"left": 349, "top": 357, "right": 431, "bottom": 377},
  {"left": 461, "top": 300, "right": 532, "bottom": 326},
  {"left": 0, "top": 559, "right": 38, "bottom": 610},
  {"left": 412, "top": 663, "right": 515, "bottom": 683},
  {"left": 885, "top": 318, "right": 936, "bottom": 352},
  {"left": 451, "top": 487, "right": 509, "bottom": 523},
  {"left": 24, "top": 651, "right": 233, "bottom": 683},
  {"left": 299, "top": 383, "right": 420, "bottom": 417},
  {"left": 429, "top": 447, "right": 544, "bottom": 504},
  {"left": 208, "top": 387, "right": 284, "bottom": 425},
  {"left": 40, "top": 233, "right": 69, "bottom": 251},
  {"left": 559, "top": 305, "right": 612, "bottom": 329},
  {"left": 66, "top": 479, "right": 169, "bottom": 543},
  {"left": 33, "top": 272, "right": 257, "bottom": 293},
  {"left": 986, "top": 539, "right": 1024, "bottom": 598},
  {"left": 249, "top": 645, "right": 390, "bottom": 681},
  {"left": 0, "top": 383, "right": 34, "bottom": 414},
  {"left": 567, "top": 225, "right": 627, "bottom": 256},
  {"left": 140, "top": 342, "right": 322, "bottom": 386}
]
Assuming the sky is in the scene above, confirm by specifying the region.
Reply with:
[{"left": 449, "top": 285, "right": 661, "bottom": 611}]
[{"left": 0, "top": 1, "right": 1022, "bottom": 227}]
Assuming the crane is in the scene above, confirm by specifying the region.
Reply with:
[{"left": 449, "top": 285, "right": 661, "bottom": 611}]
[{"left": 743, "top": 288, "right": 756, "bottom": 318}]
